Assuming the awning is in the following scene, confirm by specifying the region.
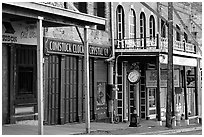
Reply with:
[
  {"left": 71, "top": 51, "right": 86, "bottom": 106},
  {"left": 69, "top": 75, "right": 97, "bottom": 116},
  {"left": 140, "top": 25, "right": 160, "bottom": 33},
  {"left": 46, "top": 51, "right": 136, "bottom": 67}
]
[{"left": 2, "top": 2, "right": 106, "bottom": 27}]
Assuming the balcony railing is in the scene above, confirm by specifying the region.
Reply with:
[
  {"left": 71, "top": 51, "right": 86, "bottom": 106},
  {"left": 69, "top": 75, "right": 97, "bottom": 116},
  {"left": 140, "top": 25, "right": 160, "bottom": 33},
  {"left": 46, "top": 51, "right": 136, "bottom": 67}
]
[{"left": 115, "top": 36, "right": 196, "bottom": 54}]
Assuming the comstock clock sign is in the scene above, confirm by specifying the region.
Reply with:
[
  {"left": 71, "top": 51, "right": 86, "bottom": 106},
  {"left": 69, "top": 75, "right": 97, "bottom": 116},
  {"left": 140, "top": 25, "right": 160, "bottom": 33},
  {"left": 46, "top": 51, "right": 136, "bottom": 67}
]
[{"left": 44, "top": 37, "right": 111, "bottom": 58}]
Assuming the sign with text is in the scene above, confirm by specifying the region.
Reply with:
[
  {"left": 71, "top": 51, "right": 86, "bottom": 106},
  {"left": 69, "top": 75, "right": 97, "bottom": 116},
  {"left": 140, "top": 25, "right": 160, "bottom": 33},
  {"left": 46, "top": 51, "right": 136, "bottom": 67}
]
[
  {"left": 146, "top": 70, "right": 179, "bottom": 87},
  {"left": 2, "top": 21, "right": 37, "bottom": 45},
  {"left": 44, "top": 37, "right": 111, "bottom": 58}
]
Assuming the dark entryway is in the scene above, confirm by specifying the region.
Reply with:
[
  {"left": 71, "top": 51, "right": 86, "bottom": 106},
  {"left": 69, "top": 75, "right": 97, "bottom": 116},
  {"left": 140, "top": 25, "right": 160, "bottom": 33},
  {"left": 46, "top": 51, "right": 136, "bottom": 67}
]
[
  {"left": 10, "top": 45, "right": 37, "bottom": 122},
  {"left": 44, "top": 55, "right": 95, "bottom": 125}
]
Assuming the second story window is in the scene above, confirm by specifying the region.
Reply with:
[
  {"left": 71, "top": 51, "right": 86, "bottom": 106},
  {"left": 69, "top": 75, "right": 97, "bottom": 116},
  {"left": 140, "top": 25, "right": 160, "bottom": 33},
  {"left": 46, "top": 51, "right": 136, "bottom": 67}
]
[
  {"left": 116, "top": 5, "right": 125, "bottom": 48},
  {"left": 94, "top": 2, "right": 105, "bottom": 30},
  {"left": 73, "top": 2, "right": 87, "bottom": 13},
  {"left": 149, "top": 15, "right": 155, "bottom": 40},
  {"left": 140, "top": 12, "right": 146, "bottom": 48},
  {"left": 129, "top": 9, "right": 136, "bottom": 43},
  {"left": 184, "top": 32, "right": 188, "bottom": 42},
  {"left": 161, "top": 19, "right": 166, "bottom": 38},
  {"left": 176, "top": 25, "right": 181, "bottom": 41}
]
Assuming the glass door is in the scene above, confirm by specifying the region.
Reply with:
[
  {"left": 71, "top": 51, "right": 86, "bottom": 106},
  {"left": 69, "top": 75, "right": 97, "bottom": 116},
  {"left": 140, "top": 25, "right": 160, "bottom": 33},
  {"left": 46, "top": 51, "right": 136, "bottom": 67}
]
[{"left": 148, "top": 88, "right": 156, "bottom": 119}]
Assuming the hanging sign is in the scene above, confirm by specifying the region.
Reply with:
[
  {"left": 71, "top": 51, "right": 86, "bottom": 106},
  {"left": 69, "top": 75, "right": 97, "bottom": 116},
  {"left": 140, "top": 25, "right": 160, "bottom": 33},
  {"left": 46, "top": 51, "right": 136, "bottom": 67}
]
[
  {"left": 44, "top": 37, "right": 111, "bottom": 58},
  {"left": 128, "top": 70, "right": 141, "bottom": 83}
]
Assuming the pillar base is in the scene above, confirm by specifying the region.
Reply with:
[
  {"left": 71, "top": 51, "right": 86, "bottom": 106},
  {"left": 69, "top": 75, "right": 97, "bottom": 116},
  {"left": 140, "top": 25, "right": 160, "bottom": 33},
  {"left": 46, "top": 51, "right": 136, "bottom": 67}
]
[
  {"left": 173, "top": 119, "right": 176, "bottom": 127},
  {"left": 185, "top": 119, "right": 189, "bottom": 125},
  {"left": 157, "top": 121, "right": 162, "bottom": 126},
  {"left": 123, "top": 119, "right": 128, "bottom": 123}
]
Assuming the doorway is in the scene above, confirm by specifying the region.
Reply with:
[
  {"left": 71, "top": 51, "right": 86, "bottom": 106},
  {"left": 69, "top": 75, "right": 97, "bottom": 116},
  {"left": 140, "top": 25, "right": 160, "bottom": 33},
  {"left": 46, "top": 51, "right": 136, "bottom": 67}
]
[{"left": 12, "top": 45, "right": 37, "bottom": 121}]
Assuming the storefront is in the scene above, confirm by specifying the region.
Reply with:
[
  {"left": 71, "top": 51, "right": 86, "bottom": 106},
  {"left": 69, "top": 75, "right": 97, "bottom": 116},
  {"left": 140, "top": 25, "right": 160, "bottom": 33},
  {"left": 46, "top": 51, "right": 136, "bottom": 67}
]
[
  {"left": 2, "top": 2, "right": 106, "bottom": 125},
  {"left": 114, "top": 52, "right": 200, "bottom": 123},
  {"left": 43, "top": 37, "right": 111, "bottom": 124}
]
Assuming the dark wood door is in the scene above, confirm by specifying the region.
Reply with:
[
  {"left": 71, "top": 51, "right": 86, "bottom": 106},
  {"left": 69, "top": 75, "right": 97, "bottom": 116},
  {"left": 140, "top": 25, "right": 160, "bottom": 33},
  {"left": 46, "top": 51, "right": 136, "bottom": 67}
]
[{"left": 14, "top": 45, "right": 37, "bottom": 110}]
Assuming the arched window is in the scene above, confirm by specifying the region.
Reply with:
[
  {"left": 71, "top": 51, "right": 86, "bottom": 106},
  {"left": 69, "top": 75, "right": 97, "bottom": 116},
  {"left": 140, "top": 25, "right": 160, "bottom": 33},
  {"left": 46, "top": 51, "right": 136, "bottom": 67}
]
[
  {"left": 116, "top": 5, "right": 125, "bottom": 48},
  {"left": 129, "top": 9, "right": 136, "bottom": 48},
  {"left": 176, "top": 25, "right": 181, "bottom": 41},
  {"left": 140, "top": 12, "right": 146, "bottom": 48},
  {"left": 129, "top": 9, "right": 136, "bottom": 40},
  {"left": 184, "top": 32, "right": 188, "bottom": 42},
  {"left": 161, "top": 19, "right": 166, "bottom": 38},
  {"left": 149, "top": 15, "right": 155, "bottom": 39}
]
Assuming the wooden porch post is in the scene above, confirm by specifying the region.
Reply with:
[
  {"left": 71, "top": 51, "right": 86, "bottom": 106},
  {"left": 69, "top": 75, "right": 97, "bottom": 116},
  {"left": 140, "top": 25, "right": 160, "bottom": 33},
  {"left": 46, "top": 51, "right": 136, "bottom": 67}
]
[
  {"left": 183, "top": 66, "right": 189, "bottom": 125},
  {"left": 156, "top": 56, "right": 162, "bottom": 126},
  {"left": 84, "top": 26, "right": 90, "bottom": 133},
  {"left": 108, "top": 61, "right": 114, "bottom": 123},
  {"left": 194, "top": 67, "right": 198, "bottom": 116},
  {"left": 123, "top": 61, "right": 128, "bottom": 122},
  {"left": 37, "top": 16, "right": 44, "bottom": 135}
]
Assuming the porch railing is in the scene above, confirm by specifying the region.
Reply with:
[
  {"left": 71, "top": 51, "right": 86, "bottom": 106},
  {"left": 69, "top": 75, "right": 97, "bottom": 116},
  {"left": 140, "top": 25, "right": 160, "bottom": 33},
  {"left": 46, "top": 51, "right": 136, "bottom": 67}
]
[{"left": 115, "top": 36, "right": 196, "bottom": 54}]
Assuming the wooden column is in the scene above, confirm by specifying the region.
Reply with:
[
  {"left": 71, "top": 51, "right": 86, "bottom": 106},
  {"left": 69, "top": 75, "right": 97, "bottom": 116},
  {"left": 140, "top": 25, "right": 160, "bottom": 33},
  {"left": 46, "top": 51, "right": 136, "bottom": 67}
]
[
  {"left": 166, "top": 2, "right": 174, "bottom": 128},
  {"left": 197, "top": 59, "right": 202, "bottom": 118},
  {"left": 9, "top": 45, "right": 15, "bottom": 124},
  {"left": 37, "top": 16, "right": 44, "bottom": 135},
  {"left": 93, "top": 59, "right": 97, "bottom": 120},
  {"left": 156, "top": 56, "right": 162, "bottom": 125},
  {"left": 123, "top": 61, "right": 128, "bottom": 122},
  {"left": 77, "top": 57, "right": 83, "bottom": 122},
  {"left": 84, "top": 26, "right": 90, "bottom": 133},
  {"left": 194, "top": 67, "right": 198, "bottom": 116},
  {"left": 183, "top": 66, "right": 189, "bottom": 125},
  {"left": 43, "top": 55, "right": 49, "bottom": 124},
  {"left": 108, "top": 61, "right": 114, "bottom": 123},
  {"left": 60, "top": 56, "right": 65, "bottom": 124}
]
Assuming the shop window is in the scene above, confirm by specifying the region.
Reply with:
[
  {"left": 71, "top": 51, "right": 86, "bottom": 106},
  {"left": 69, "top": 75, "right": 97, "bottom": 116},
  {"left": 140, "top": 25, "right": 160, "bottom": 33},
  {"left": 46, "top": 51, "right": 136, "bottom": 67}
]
[
  {"left": 94, "top": 2, "right": 105, "bottom": 30},
  {"left": 149, "top": 15, "right": 155, "bottom": 39},
  {"left": 116, "top": 5, "right": 125, "bottom": 48},
  {"left": 18, "top": 67, "right": 34, "bottom": 95},
  {"left": 140, "top": 12, "right": 146, "bottom": 48},
  {"left": 73, "top": 2, "right": 87, "bottom": 13}
]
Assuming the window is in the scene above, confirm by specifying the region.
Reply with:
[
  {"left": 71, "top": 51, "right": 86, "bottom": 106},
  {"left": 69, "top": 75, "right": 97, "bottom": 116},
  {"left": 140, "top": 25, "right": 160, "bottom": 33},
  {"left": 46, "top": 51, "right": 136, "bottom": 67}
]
[
  {"left": 184, "top": 32, "right": 188, "bottom": 42},
  {"left": 140, "top": 12, "right": 146, "bottom": 48},
  {"left": 149, "top": 15, "right": 155, "bottom": 39},
  {"left": 18, "top": 67, "right": 34, "bottom": 95},
  {"left": 176, "top": 25, "right": 181, "bottom": 41},
  {"left": 73, "top": 2, "right": 87, "bottom": 13},
  {"left": 116, "top": 5, "right": 125, "bottom": 48},
  {"left": 94, "top": 2, "right": 105, "bottom": 30},
  {"left": 129, "top": 9, "right": 136, "bottom": 45},
  {"left": 161, "top": 19, "right": 166, "bottom": 38}
]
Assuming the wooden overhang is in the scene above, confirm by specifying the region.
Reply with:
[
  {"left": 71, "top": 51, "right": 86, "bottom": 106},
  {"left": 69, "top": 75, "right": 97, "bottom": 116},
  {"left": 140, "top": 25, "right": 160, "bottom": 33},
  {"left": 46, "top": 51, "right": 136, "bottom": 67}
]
[{"left": 2, "top": 2, "right": 106, "bottom": 27}]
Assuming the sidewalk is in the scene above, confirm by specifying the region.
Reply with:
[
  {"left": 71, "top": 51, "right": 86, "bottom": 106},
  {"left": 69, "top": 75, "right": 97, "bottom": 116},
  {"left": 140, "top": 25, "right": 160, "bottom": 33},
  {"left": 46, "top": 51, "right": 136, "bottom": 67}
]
[{"left": 2, "top": 119, "right": 202, "bottom": 135}]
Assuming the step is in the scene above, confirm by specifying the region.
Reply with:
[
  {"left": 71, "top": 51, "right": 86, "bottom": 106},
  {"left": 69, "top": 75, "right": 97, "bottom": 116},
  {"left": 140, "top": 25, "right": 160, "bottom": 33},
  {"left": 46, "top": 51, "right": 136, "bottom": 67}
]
[{"left": 14, "top": 113, "right": 38, "bottom": 122}]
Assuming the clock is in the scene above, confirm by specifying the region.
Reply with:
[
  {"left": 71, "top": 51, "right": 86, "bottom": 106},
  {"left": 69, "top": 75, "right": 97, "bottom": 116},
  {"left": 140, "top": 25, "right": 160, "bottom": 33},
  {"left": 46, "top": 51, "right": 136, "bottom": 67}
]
[{"left": 128, "top": 70, "right": 141, "bottom": 83}]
